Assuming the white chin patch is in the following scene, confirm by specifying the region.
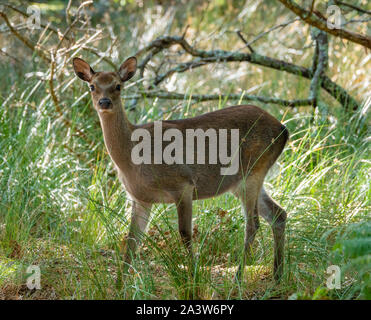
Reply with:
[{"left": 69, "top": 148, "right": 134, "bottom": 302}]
[{"left": 98, "top": 109, "right": 114, "bottom": 114}]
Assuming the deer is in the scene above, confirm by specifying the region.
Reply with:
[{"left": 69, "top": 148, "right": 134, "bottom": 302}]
[{"left": 73, "top": 56, "right": 288, "bottom": 282}]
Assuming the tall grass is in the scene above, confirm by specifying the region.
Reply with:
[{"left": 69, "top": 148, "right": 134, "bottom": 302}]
[{"left": 0, "top": 84, "right": 369, "bottom": 299}]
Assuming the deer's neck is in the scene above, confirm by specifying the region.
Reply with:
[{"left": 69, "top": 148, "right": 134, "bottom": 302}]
[{"left": 98, "top": 105, "right": 134, "bottom": 172}]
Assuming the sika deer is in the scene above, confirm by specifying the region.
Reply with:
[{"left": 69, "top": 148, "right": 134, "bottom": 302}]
[{"left": 73, "top": 56, "right": 288, "bottom": 281}]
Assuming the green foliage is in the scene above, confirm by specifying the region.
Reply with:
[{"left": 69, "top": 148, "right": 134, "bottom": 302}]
[{"left": 332, "top": 222, "right": 371, "bottom": 299}]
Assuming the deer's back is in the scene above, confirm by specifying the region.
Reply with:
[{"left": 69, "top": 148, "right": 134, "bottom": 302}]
[{"left": 126, "top": 105, "right": 288, "bottom": 203}]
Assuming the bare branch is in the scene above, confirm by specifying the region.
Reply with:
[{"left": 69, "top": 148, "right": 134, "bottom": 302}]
[
  {"left": 334, "top": 0, "right": 371, "bottom": 16},
  {"left": 124, "top": 90, "right": 314, "bottom": 107},
  {"left": 309, "top": 28, "right": 328, "bottom": 108},
  {"left": 79, "top": 46, "right": 115, "bottom": 68},
  {"left": 239, "top": 18, "right": 300, "bottom": 49},
  {"left": 277, "top": 0, "right": 371, "bottom": 49},
  {"left": 48, "top": 52, "right": 88, "bottom": 141},
  {"left": 342, "top": 17, "right": 371, "bottom": 27},
  {"left": 152, "top": 59, "right": 208, "bottom": 87},
  {"left": 0, "top": 48, "right": 21, "bottom": 63},
  {"left": 0, "top": 11, "right": 51, "bottom": 63},
  {"left": 236, "top": 30, "right": 255, "bottom": 53},
  {"left": 2, "top": 4, "right": 68, "bottom": 41},
  {"left": 138, "top": 47, "right": 162, "bottom": 78},
  {"left": 1, "top": 2, "right": 110, "bottom": 67},
  {"left": 135, "top": 35, "right": 359, "bottom": 110}
]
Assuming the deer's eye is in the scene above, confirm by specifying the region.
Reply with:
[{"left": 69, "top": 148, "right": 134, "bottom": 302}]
[
  {"left": 116, "top": 84, "right": 121, "bottom": 91},
  {"left": 89, "top": 85, "right": 95, "bottom": 91}
]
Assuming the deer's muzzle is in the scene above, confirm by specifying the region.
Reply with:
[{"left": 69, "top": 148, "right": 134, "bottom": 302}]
[{"left": 98, "top": 98, "right": 112, "bottom": 110}]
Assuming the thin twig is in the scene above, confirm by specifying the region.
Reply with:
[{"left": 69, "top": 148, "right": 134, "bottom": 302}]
[
  {"left": 2, "top": 4, "right": 68, "bottom": 41},
  {"left": 123, "top": 90, "right": 314, "bottom": 107},
  {"left": 236, "top": 30, "right": 255, "bottom": 53},
  {"left": 0, "top": 11, "right": 51, "bottom": 63},
  {"left": 0, "top": 48, "right": 21, "bottom": 63},
  {"left": 309, "top": 28, "right": 328, "bottom": 108},
  {"left": 334, "top": 0, "right": 371, "bottom": 16},
  {"left": 238, "top": 18, "right": 300, "bottom": 49}
]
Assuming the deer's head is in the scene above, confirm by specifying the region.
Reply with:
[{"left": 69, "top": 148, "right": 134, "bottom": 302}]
[{"left": 73, "top": 57, "right": 137, "bottom": 114}]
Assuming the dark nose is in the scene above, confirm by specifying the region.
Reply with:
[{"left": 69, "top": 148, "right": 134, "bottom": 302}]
[{"left": 98, "top": 98, "right": 112, "bottom": 109}]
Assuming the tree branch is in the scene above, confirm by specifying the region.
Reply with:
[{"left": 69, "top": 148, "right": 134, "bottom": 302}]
[
  {"left": 236, "top": 30, "right": 255, "bottom": 53},
  {"left": 123, "top": 90, "right": 314, "bottom": 107},
  {"left": 334, "top": 0, "right": 371, "bottom": 16},
  {"left": 136, "top": 35, "right": 359, "bottom": 110},
  {"left": 309, "top": 28, "right": 328, "bottom": 108},
  {"left": 1, "top": 3, "right": 114, "bottom": 68},
  {"left": 238, "top": 18, "right": 300, "bottom": 49},
  {"left": 0, "top": 11, "right": 51, "bottom": 63},
  {"left": 277, "top": 0, "right": 371, "bottom": 49},
  {"left": 2, "top": 4, "right": 68, "bottom": 41}
]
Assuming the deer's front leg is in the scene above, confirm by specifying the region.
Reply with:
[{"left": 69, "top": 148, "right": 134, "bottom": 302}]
[
  {"left": 175, "top": 190, "right": 193, "bottom": 254},
  {"left": 124, "top": 200, "right": 152, "bottom": 266}
]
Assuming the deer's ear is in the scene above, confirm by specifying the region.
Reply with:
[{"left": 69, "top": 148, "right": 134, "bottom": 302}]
[
  {"left": 118, "top": 57, "right": 137, "bottom": 82},
  {"left": 73, "top": 58, "right": 95, "bottom": 82}
]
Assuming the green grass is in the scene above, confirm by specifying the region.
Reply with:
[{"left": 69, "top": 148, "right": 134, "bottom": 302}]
[
  {"left": 0, "top": 86, "right": 369, "bottom": 299},
  {"left": 0, "top": 0, "right": 370, "bottom": 300}
]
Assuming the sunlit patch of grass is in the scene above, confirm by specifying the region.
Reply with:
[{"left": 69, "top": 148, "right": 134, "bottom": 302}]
[{"left": 0, "top": 258, "right": 20, "bottom": 286}]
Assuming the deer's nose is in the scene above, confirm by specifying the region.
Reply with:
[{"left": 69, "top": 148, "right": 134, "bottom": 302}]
[{"left": 98, "top": 98, "right": 112, "bottom": 109}]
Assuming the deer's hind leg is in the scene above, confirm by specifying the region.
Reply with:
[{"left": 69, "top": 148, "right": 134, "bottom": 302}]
[
  {"left": 175, "top": 187, "right": 194, "bottom": 254},
  {"left": 175, "top": 186, "right": 195, "bottom": 285},
  {"left": 258, "top": 188, "right": 287, "bottom": 281},
  {"left": 235, "top": 174, "right": 265, "bottom": 279}
]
